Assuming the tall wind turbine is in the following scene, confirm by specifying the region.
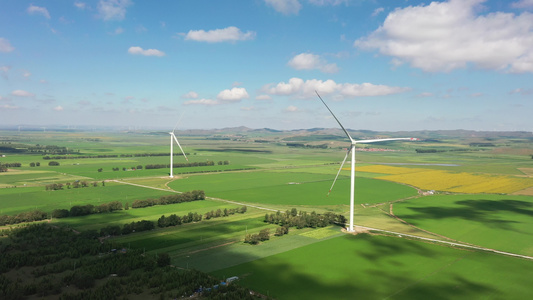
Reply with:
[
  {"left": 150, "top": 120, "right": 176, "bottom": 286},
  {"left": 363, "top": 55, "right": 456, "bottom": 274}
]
[
  {"left": 169, "top": 124, "right": 188, "bottom": 178},
  {"left": 315, "top": 91, "right": 418, "bottom": 232}
]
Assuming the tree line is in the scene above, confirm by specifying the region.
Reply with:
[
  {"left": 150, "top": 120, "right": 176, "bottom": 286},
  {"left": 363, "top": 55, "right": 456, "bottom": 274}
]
[
  {"left": 98, "top": 206, "right": 247, "bottom": 238},
  {"left": 145, "top": 161, "right": 217, "bottom": 170},
  {"left": 243, "top": 209, "right": 346, "bottom": 245},
  {"left": 0, "top": 162, "right": 21, "bottom": 172},
  {"left": 264, "top": 209, "right": 346, "bottom": 229},
  {"left": 42, "top": 152, "right": 190, "bottom": 160},
  {"left": 0, "top": 190, "right": 205, "bottom": 227},
  {"left": 0, "top": 210, "right": 48, "bottom": 226},
  {"left": 130, "top": 190, "right": 205, "bottom": 208},
  {"left": 52, "top": 201, "right": 123, "bottom": 218},
  {"left": 45, "top": 180, "right": 105, "bottom": 191}
]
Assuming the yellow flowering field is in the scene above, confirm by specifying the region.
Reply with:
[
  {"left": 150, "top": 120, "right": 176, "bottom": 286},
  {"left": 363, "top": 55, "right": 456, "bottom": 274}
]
[{"left": 357, "top": 165, "right": 533, "bottom": 194}]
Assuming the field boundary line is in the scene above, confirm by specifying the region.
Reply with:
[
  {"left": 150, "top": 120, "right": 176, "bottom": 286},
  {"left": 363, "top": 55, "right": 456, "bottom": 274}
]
[
  {"left": 360, "top": 225, "right": 533, "bottom": 260},
  {"left": 207, "top": 197, "right": 279, "bottom": 212},
  {"left": 109, "top": 180, "right": 181, "bottom": 193}
]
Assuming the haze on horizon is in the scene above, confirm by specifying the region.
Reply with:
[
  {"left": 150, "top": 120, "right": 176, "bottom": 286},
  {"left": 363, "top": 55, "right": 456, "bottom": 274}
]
[{"left": 1, "top": 0, "right": 533, "bottom": 132}]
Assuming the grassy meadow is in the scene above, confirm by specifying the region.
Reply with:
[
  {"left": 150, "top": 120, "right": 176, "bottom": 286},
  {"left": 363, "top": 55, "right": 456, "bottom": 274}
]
[{"left": 1, "top": 129, "right": 533, "bottom": 299}]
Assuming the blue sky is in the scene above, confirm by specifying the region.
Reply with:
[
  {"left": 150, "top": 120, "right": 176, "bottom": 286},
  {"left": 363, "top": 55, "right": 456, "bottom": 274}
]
[{"left": 1, "top": 0, "right": 533, "bottom": 131}]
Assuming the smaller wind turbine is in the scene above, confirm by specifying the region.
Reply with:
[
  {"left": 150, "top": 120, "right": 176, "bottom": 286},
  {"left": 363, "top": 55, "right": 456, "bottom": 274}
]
[
  {"left": 315, "top": 91, "right": 418, "bottom": 232},
  {"left": 169, "top": 122, "right": 188, "bottom": 178}
]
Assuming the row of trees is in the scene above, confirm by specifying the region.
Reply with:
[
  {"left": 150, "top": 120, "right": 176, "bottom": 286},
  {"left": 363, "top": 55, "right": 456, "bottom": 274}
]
[
  {"left": 0, "top": 210, "right": 48, "bottom": 226},
  {"left": 243, "top": 209, "right": 346, "bottom": 246},
  {"left": 157, "top": 206, "right": 248, "bottom": 229},
  {"left": 286, "top": 143, "right": 328, "bottom": 149},
  {"left": 42, "top": 152, "right": 191, "bottom": 160},
  {"left": 131, "top": 190, "right": 205, "bottom": 208},
  {"left": 204, "top": 206, "right": 247, "bottom": 219},
  {"left": 104, "top": 166, "right": 143, "bottom": 172},
  {"left": 45, "top": 180, "right": 104, "bottom": 191},
  {"left": 1, "top": 162, "right": 22, "bottom": 171},
  {"left": 145, "top": 161, "right": 217, "bottom": 170},
  {"left": 264, "top": 209, "right": 346, "bottom": 229},
  {"left": 52, "top": 201, "right": 123, "bottom": 218},
  {"left": 244, "top": 229, "right": 271, "bottom": 245},
  {"left": 0, "top": 190, "right": 205, "bottom": 227}
]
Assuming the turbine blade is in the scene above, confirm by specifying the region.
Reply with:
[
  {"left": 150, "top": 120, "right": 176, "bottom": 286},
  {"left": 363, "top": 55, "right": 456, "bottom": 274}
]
[
  {"left": 315, "top": 91, "right": 354, "bottom": 143},
  {"left": 172, "top": 133, "right": 189, "bottom": 162},
  {"left": 327, "top": 148, "right": 350, "bottom": 196},
  {"left": 172, "top": 112, "right": 186, "bottom": 132}
]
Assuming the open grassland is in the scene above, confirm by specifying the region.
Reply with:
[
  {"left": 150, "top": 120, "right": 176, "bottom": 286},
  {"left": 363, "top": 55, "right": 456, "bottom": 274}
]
[
  {"left": 358, "top": 165, "right": 533, "bottom": 194},
  {"left": 392, "top": 194, "right": 533, "bottom": 256},
  {"left": 212, "top": 234, "right": 533, "bottom": 300}
]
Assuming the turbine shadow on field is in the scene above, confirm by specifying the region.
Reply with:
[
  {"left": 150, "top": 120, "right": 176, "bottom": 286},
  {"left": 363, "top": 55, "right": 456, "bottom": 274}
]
[
  {"left": 353, "top": 234, "right": 437, "bottom": 262},
  {"left": 404, "top": 199, "right": 533, "bottom": 231}
]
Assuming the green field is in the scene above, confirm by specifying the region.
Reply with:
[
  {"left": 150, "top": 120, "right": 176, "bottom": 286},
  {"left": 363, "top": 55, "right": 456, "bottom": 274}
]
[
  {"left": 212, "top": 234, "right": 533, "bottom": 299},
  {"left": 169, "top": 171, "right": 418, "bottom": 206},
  {"left": 392, "top": 194, "right": 533, "bottom": 256},
  {"left": 1, "top": 130, "right": 533, "bottom": 299}
]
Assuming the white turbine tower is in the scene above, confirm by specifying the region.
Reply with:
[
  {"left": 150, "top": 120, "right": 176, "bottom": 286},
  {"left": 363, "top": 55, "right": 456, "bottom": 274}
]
[
  {"left": 316, "top": 91, "right": 418, "bottom": 232},
  {"left": 169, "top": 125, "right": 188, "bottom": 178}
]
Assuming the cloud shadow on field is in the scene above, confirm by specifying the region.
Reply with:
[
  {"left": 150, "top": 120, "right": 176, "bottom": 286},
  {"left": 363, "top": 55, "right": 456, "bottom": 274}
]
[
  {"left": 367, "top": 270, "right": 498, "bottom": 300},
  {"left": 207, "top": 235, "right": 499, "bottom": 300},
  {"left": 404, "top": 199, "right": 533, "bottom": 231}
]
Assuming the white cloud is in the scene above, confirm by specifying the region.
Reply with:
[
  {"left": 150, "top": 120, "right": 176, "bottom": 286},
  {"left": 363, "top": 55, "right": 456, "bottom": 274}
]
[
  {"left": 416, "top": 92, "right": 434, "bottom": 98},
  {"left": 308, "top": 0, "right": 348, "bottom": 5},
  {"left": 11, "top": 90, "right": 35, "bottom": 97},
  {"left": 113, "top": 27, "right": 124, "bottom": 35},
  {"left": 136, "top": 25, "right": 148, "bottom": 33},
  {"left": 185, "top": 26, "right": 256, "bottom": 43},
  {"left": 288, "top": 53, "right": 339, "bottom": 73},
  {"left": 241, "top": 106, "right": 255, "bottom": 111},
  {"left": 74, "top": 2, "right": 87, "bottom": 10},
  {"left": 183, "top": 98, "right": 219, "bottom": 106},
  {"left": 285, "top": 105, "right": 299, "bottom": 112},
  {"left": 470, "top": 92, "right": 484, "bottom": 97},
  {"left": 340, "top": 82, "right": 410, "bottom": 97},
  {"left": 265, "top": 0, "right": 302, "bottom": 15},
  {"left": 509, "top": 88, "right": 533, "bottom": 95},
  {"left": 128, "top": 46, "right": 165, "bottom": 57},
  {"left": 256, "top": 94, "right": 272, "bottom": 100},
  {"left": 371, "top": 7, "right": 384, "bottom": 17},
  {"left": 264, "top": 77, "right": 409, "bottom": 98},
  {"left": 1, "top": 66, "right": 11, "bottom": 79},
  {"left": 98, "top": 0, "right": 132, "bottom": 21},
  {"left": 22, "top": 71, "right": 31, "bottom": 78},
  {"left": 512, "top": 0, "right": 533, "bottom": 8},
  {"left": 27, "top": 4, "right": 51, "bottom": 19},
  {"left": 0, "top": 104, "right": 19, "bottom": 110},
  {"left": 217, "top": 87, "right": 250, "bottom": 102},
  {"left": 53, "top": 105, "right": 64, "bottom": 111},
  {"left": 182, "top": 91, "right": 199, "bottom": 99},
  {"left": 354, "top": 0, "right": 533, "bottom": 73},
  {"left": 0, "top": 38, "right": 15, "bottom": 53}
]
